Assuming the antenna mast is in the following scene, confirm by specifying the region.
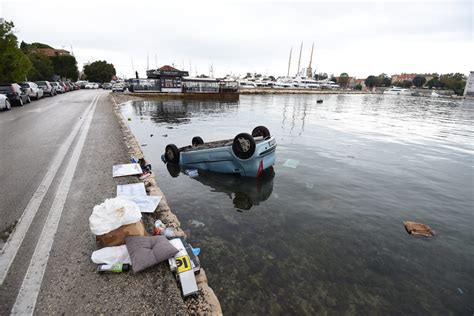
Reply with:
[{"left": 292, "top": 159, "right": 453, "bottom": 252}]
[
  {"left": 306, "top": 42, "right": 314, "bottom": 78},
  {"left": 287, "top": 47, "right": 292, "bottom": 77},
  {"left": 297, "top": 41, "right": 303, "bottom": 76}
]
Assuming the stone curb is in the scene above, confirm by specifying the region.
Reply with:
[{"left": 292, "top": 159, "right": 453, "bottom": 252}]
[{"left": 110, "top": 94, "right": 222, "bottom": 316}]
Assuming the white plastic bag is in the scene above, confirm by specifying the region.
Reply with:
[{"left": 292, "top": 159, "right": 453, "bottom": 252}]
[
  {"left": 89, "top": 197, "right": 141, "bottom": 235},
  {"left": 91, "top": 245, "right": 131, "bottom": 264}
]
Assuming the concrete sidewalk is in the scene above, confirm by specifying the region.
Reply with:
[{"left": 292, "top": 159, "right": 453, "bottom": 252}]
[{"left": 31, "top": 93, "right": 187, "bottom": 314}]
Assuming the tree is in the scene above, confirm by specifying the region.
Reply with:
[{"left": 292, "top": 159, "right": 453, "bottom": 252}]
[
  {"left": 27, "top": 53, "right": 54, "bottom": 81},
  {"left": 377, "top": 74, "right": 392, "bottom": 87},
  {"left": 440, "top": 73, "right": 466, "bottom": 95},
  {"left": 83, "top": 60, "right": 116, "bottom": 83},
  {"left": 354, "top": 84, "right": 362, "bottom": 91},
  {"left": 401, "top": 80, "right": 412, "bottom": 88},
  {"left": 412, "top": 75, "right": 426, "bottom": 88},
  {"left": 51, "top": 55, "right": 79, "bottom": 80},
  {"left": 0, "top": 20, "right": 32, "bottom": 82},
  {"left": 329, "top": 75, "right": 337, "bottom": 83},
  {"left": 365, "top": 75, "right": 380, "bottom": 88},
  {"left": 338, "top": 72, "right": 350, "bottom": 88},
  {"left": 427, "top": 76, "right": 440, "bottom": 89},
  {"left": 314, "top": 72, "right": 328, "bottom": 80}
]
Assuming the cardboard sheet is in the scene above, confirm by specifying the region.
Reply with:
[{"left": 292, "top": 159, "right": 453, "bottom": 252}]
[
  {"left": 120, "top": 195, "right": 162, "bottom": 213},
  {"left": 113, "top": 163, "right": 143, "bottom": 177}
]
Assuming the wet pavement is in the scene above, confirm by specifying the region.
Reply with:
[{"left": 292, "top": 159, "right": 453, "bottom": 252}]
[{"left": 0, "top": 90, "right": 186, "bottom": 314}]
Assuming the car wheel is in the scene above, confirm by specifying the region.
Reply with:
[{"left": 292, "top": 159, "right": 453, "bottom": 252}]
[
  {"left": 5, "top": 99, "right": 11, "bottom": 110},
  {"left": 192, "top": 136, "right": 204, "bottom": 147},
  {"left": 18, "top": 98, "right": 24, "bottom": 106},
  {"left": 36, "top": 93, "right": 39, "bottom": 100},
  {"left": 232, "top": 133, "right": 256, "bottom": 159},
  {"left": 252, "top": 126, "right": 270, "bottom": 139},
  {"left": 166, "top": 163, "right": 181, "bottom": 178},
  {"left": 27, "top": 96, "right": 31, "bottom": 103},
  {"left": 165, "top": 144, "right": 180, "bottom": 163}
]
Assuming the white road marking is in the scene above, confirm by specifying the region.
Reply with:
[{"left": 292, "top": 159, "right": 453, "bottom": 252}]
[
  {"left": 0, "top": 94, "right": 99, "bottom": 285},
  {"left": 11, "top": 94, "right": 100, "bottom": 315}
]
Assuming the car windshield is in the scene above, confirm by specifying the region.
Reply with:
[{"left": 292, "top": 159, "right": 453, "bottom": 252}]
[
  {"left": 0, "top": 86, "right": 11, "bottom": 92},
  {"left": 37, "top": 81, "right": 47, "bottom": 85},
  {"left": 20, "top": 83, "right": 29, "bottom": 88}
]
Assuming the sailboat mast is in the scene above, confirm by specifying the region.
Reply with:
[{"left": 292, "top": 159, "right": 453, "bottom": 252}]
[
  {"left": 287, "top": 47, "right": 292, "bottom": 77},
  {"left": 307, "top": 42, "right": 314, "bottom": 78},
  {"left": 297, "top": 41, "right": 303, "bottom": 76}
]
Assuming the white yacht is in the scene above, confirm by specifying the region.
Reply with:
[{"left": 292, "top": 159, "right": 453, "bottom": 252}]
[{"left": 384, "top": 87, "right": 411, "bottom": 95}]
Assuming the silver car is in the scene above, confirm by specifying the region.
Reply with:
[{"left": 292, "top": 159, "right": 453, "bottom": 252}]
[
  {"left": 20, "top": 82, "right": 44, "bottom": 100},
  {"left": 0, "top": 94, "right": 11, "bottom": 111}
]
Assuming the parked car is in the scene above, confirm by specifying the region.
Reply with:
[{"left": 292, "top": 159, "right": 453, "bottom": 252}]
[
  {"left": 112, "top": 83, "right": 125, "bottom": 92},
  {"left": 60, "top": 82, "right": 70, "bottom": 92},
  {"left": 35, "top": 81, "right": 56, "bottom": 96},
  {"left": 103, "top": 83, "right": 112, "bottom": 89},
  {"left": 0, "top": 83, "right": 30, "bottom": 106},
  {"left": 0, "top": 93, "right": 11, "bottom": 111},
  {"left": 163, "top": 126, "right": 277, "bottom": 177},
  {"left": 20, "top": 82, "right": 44, "bottom": 100},
  {"left": 51, "top": 82, "right": 63, "bottom": 93}
]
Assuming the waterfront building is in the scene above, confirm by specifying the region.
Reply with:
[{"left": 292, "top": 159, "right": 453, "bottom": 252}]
[
  {"left": 463, "top": 71, "right": 474, "bottom": 97},
  {"left": 391, "top": 73, "right": 417, "bottom": 82},
  {"left": 146, "top": 65, "right": 189, "bottom": 93}
]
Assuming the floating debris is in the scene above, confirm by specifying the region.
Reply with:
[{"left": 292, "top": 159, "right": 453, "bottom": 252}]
[
  {"left": 189, "top": 219, "right": 205, "bottom": 228},
  {"left": 150, "top": 134, "right": 154, "bottom": 137},
  {"left": 283, "top": 159, "right": 300, "bottom": 168},
  {"left": 162, "top": 134, "right": 168, "bottom": 137},
  {"left": 403, "top": 221, "right": 435, "bottom": 237}
]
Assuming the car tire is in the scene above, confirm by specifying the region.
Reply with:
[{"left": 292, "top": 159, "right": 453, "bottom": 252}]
[
  {"left": 192, "top": 136, "right": 204, "bottom": 147},
  {"left": 27, "top": 96, "right": 31, "bottom": 103},
  {"left": 251, "top": 126, "right": 270, "bottom": 139},
  {"left": 18, "top": 98, "right": 24, "bottom": 106},
  {"left": 166, "top": 163, "right": 181, "bottom": 178},
  {"left": 232, "top": 133, "right": 256, "bottom": 159},
  {"left": 165, "top": 144, "right": 180, "bottom": 163},
  {"left": 36, "top": 93, "right": 39, "bottom": 100},
  {"left": 5, "top": 99, "right": 11, "bottom": 110}
]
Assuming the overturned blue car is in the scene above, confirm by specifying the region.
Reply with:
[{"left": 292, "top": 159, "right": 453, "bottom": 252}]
[{"left": 163, "top": 126, "right": 276, "bottom": 177}]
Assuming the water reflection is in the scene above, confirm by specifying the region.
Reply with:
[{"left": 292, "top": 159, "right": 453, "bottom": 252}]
[
  {"left": 131, "top": 99, "right": 238, "bottom": 125},
  {"left": 166, "top": 164, "right": 275, "bottom": 210}
]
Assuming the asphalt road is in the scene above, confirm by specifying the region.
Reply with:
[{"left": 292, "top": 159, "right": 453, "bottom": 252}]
[{"left": 0, "top": 90, "right": 186, "bottom": 314}]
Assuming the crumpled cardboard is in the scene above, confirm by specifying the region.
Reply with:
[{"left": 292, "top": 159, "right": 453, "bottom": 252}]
[
  {"left": 96, "top": 220, "right": 147, "bottom": 247},
  {"left": 403, "top": 221, "right": 435, "bottom": 237}
]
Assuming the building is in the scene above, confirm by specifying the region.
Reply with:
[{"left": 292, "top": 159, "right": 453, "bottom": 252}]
[
  {"left": 464, "top": 71, "right": 474, "bottom": 97},
  {"left": 146, "top": 65, "right": 189, "bottom": 93},
  {"left": 391, "top": 73, "right": 417, "bottom": 83},
  {"left": 35, "top": 48, "right": 70, "bottom": 57}
]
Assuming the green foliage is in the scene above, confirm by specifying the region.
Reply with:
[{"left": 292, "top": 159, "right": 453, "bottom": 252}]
[
  {"left": 27, "top": 53, "right": 54, "bottom": 81},
  {"left": 426, "top": 73, "right": 466, "bottom": 95},
  {"left": 29, "top": 42, "right": 53, "bottom": 49},
  {"left": 0, "top": 20, "right": 32, "bottom": 82},
  {"left": 365, "top": 75, "right": 380, "bottom": 88},
  {"left": 354, "top": 84, "right": 362, "bottom": 90},
  {"left": 440, "top": 73, "right": 466, "bottom": 95},
  {"left": 412, "top": 75, "right": 426, "bottom": 88},
  {"left": 83, "top": 60, "right": 116, "bottom": 83},
  {"left": 314, "top": 72, "right": 328, "bottom": 80},
  {"left": 338, "top": 72, "right": 350, "bottom": 88},
  {"left": 51, "top": 55, "right": 78, "bottom": 80}
]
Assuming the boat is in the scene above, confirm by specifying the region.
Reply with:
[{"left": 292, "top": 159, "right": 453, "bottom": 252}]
[
  {"left": 162, "top": 126, "right": 276, "bottom": 177},
  {"left": 384, "top": 87, "right": 412, "bottom": 95},
  {"left": 431, "top": 90, "right": 440, "bottom": 98}
]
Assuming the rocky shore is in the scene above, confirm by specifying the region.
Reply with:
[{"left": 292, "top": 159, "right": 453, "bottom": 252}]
[{"left": 110, "top": 93, "right": 222, "bottom": 315}]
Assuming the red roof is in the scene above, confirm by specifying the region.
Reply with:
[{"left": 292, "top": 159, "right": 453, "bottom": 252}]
[{"left": 158, "top": 65, "right": 180, "bottom": 72}]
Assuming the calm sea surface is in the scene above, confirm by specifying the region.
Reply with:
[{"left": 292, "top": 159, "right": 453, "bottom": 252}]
[{"left": 121, "top": 94, "right": 473, "bottom": 315}]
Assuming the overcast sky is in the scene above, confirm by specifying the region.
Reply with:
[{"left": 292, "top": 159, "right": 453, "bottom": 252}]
[{"left": 1, "top": 0, "right": 472, "bottom": 79}]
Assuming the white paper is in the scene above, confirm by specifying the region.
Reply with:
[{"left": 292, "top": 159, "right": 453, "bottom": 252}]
[
  {"left": 283, "top": 159, "right": 300, "bottom": 168},
  {"left": 120, "top": 195, "right": 162, "bottom": 213},
  {"left": 116, "top": 183, "right": 147, "bottom": 197},
  {"left": 112, "top": 163, "right": 142, "bottom": 177}
]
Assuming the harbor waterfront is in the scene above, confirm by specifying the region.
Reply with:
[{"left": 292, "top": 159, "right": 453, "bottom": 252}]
[{"left": 119, "top": 93, "right": 474, "bottom": 314}]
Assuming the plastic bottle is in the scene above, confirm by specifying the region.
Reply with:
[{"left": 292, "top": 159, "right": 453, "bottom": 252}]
[{"left": 97, "top": 263, "right": 131, "bottom": 273}]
